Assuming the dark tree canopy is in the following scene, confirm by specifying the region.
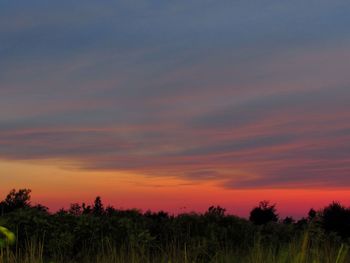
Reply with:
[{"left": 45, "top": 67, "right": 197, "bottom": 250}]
[
  {"left": 282, "top": 216, "right": 295, "bottom": 225},
  {"left": 321, "top": 202, "right": 350, "bottom": 238},
  {"left": 308, "top": 208, "right": 317, "bottom": 221},
  {"left": 69, "top": 203, "right": 82, "bottom": 216},
  {"left": 249, "top": 201, "right": 278, "bottom": 225},
  {"left": 92, "top": 196, "right": 104, "bottom": 216},
  {"left": 0, "top": 189, "right": 32, "bottom": 214},
  {"left": 205, "top": 206, "right": 226, "bottom": 218},
  {"left": 82, "top": 202, "right": 92, "bottom": 215}
]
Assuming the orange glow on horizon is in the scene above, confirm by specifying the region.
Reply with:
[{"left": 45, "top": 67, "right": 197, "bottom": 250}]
[{"left": 1, "top": 159, "right": 350, "bottom": 219}]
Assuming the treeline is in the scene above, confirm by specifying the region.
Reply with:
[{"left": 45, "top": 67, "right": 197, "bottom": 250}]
[{"left": 0, "top": 189, "right": 349, "bottom": 262}]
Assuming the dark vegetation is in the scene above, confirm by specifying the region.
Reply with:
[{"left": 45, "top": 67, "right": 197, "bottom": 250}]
[{"left": 1, "top": 189, "right": 350, "bottom": 262}]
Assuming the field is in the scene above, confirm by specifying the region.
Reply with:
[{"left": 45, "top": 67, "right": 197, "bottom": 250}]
[{"left": 0, "top": 230, "right": 348, "bottom": 263}]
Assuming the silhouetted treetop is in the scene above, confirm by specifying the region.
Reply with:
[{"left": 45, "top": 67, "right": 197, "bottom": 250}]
[
  {"left": 249, "top": 200, "right": 278, "bottom": 225},
  {"left": 69, "top": 203, "right": 82, "bottom": 216},
  {"left": 308, "top": 208, "right": 317, "bottom": 221},
  {"left": 0, "top": 189, "right": 31, "bottom": 214},
  {"left": 282, "top": 216, "right": 295, "bottom": 225},
  {"left": 205, "top": 206, "right": 226, "bottom": 218},
  {"left": 92, "top": 196, "right": 104, "bottom": 216},
  {"left": 321, "top": 201, "right": 350, "bottom": 238}
]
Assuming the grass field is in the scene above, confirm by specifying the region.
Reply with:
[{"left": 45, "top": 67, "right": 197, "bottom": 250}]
[{"left": 1, "top": 231, "right": 348, "bottom": 263}]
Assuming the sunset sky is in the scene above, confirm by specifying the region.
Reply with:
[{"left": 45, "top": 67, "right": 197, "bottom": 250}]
[{"left": 1, "top": 1, "right": 350, "bottom": 218}]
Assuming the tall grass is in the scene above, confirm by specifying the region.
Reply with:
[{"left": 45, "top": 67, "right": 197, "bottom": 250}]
[
  {"left": 0, "top": 231, "right": 348, "bottom": 263},
  {"left": 0, "top": 236, "right": 44, "bottom": 263}
]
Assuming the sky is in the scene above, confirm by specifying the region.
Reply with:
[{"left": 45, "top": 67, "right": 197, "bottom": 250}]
[{"left": 1, "top": 1, "right": 350, "bottom": 218}]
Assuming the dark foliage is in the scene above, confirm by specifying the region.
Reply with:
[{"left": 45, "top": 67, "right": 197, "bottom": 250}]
[
  {"left": 308, "top": 208, "right": 317, "bottom": 221},
  {"left": 0, "top": 189, "right": 31, "bottom": 214},
  {"left": 249, "top": 200, "right": 278, "bottom": 225},
  {"left": 1, "top": 189, "right": 350, "bottom": 262},
  {"left": 321, "top": 202, "right": 350, "bottom": 238},
  {"left": 92, "top": 196, "right": 104, "bottom": 216},
  {"left": 282, "top": 216, "right": 295, "bottom": 225}
]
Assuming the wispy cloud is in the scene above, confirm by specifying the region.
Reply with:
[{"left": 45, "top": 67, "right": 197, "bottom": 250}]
[{"left": 1, "top": 0, "right": 350, "bottom": 189}]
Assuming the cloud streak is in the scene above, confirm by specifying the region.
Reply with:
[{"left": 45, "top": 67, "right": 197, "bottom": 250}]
[{"left": 0, "top": 0, "right": 350, "bottom": 189}]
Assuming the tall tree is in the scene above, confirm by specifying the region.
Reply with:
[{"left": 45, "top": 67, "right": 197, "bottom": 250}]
[{"left": 92, "top": 196, "right": 104, "bottom": 216}]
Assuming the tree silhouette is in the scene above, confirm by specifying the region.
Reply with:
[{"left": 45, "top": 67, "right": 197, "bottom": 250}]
[
  {"left": 92, "top": 196, "right": 104, "bottom": 216},
  {"left": 282, "top": 216, "right": 295, "bottom": 225},
  {"left": 0, "top": 189, "right": 31, "bottom": 214},
  {"left": 308, "top": 208, "right": 317, "bottom": 221},
  {"left": 82, "top": 203, "right": 92, "bottom": 215},
  {"left": 205, "top": 206, "right": 226, "bottom": 218},
  {"left": 321, "top": 201, "right": 350, "bottom": 238},
  {"left": 249, "top": 201, "right": 278, "bottom": 225},
  {"left": 69, "top": 203, "right": 82, "bottom": 216}
]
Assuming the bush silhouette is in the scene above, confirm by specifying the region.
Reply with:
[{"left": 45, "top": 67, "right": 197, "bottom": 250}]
[
  {"left": 321, "top": 201, "right": 350, "bottom": 238},
  {"left": 249, "top": 201, "right": 278, "bottom": 225},
  {"left": 308, "top": 208, "right": 317, "bottom": 221},
  {"left": 282, "top": 216, "right": 295, "bottom": 225},
  {"left": 205, "top": 205, "right": 226, "bottom": 218}
]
